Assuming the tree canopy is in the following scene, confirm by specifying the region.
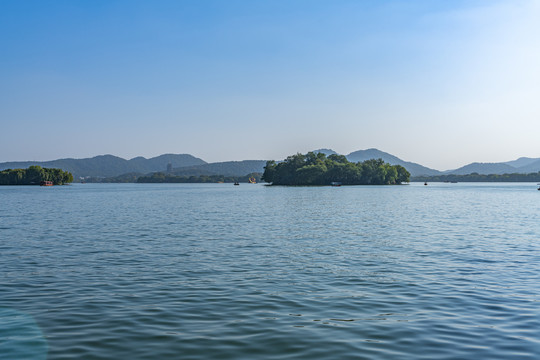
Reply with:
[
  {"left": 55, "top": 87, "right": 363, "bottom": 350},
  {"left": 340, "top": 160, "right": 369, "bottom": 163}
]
[
  {"left": 0, "top": 166, "right": 73, "bottom": 185},
  {"left": 262, "top": 152, "right": 410, "bottom": 185}
]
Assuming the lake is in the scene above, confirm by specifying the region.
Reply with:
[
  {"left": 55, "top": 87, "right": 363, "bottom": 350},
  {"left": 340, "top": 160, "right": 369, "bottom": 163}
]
[{"left": 1, "top": 182, "right": 539, "bottom": 359}]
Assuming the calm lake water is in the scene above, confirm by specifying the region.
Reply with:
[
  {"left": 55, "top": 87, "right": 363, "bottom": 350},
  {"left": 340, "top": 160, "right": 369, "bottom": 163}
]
[{"left": 1, "top": 182, "right": 539, "bottom": 359}]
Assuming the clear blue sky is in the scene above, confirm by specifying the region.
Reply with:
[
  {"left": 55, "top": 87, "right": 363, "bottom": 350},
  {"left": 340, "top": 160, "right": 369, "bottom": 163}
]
[{"left": 1, "top": 0, "right": 539, "bottom": 170}]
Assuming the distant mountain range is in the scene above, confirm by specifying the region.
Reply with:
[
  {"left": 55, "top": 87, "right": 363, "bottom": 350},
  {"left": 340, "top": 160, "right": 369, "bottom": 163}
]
[
  {"left": 443, "top": 157, "right": 540, "bottom": 175},
  {"left": 316, "top": 149, "right": 540, "bottom": 176},
  {"left": 1, "top": 150, "right": 539, "bottom": 178},
  {"left": 0, "top": 154, "right": 206, "bottom": 178}
]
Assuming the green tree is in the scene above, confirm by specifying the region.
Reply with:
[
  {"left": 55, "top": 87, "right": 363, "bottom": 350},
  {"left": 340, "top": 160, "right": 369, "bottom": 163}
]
[
  {"left": 327, "top": 154, "right": 348, "bottom": 164},
  {"left": 262, "top": 160, "right": 277, "bottom": 183},
  {"left": 296, "top": 164, "right": 327, "bottom": 185},
  {"left": 395, "top": 165, "right": 410, "bottom": 183},
  {"left": 383, "top": 163, "right": 397, "bottom": 184}
]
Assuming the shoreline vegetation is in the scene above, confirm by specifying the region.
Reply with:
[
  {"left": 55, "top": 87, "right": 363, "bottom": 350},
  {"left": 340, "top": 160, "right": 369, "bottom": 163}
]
[
  {"left": 412, "top": 172, "right": 540, "bottom": 182},
  {"left": 5, "top": 164, "right": 539, "bottom": 186},
  {"left": 262, "top": 152, "right": 410, "bottom": 186},
  {"left": 136, "top": 173, "right": 262, "bottom": 184},
  {"left": 0, "top": 166, "right": 73, "bottom": 185}
]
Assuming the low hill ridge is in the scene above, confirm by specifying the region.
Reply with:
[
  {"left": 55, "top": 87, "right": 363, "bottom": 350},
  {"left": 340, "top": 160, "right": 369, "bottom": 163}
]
[
  {"left": 503, "top": 157, "right": 539, "bottom": 168},
  {"left": 0, "top": 154, "right": 206, "bottom": 178},
  {"left": 444, "top": 162, "right": 517, "bottom": 175},
  {"left": 445, "top": 157, "right": 540, "bottom": 175},
  {"left": 515, "top": 159, "right": 540, "bottom": 174}
]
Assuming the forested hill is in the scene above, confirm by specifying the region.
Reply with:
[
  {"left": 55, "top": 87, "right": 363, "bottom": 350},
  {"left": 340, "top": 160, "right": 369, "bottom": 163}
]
[{"left": 0, "top": 154, "right": 206, "bottom": 178}]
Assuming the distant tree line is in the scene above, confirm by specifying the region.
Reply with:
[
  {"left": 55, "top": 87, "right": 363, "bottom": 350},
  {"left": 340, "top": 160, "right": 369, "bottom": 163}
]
[
  {"left": 262, "top": 152, "right": 410, "bottom": 185},
  {"left": 0, "top": 166, "right": 73, "bottom": 185},
  {"left": 136, "top": 173, "right": 262, "bottom": 184},
  {"left": 412, "top": 172, "right": 540, "bottom": 182},
  {"left": 83, "top": 173, "right": 141, "bottom": 183}
]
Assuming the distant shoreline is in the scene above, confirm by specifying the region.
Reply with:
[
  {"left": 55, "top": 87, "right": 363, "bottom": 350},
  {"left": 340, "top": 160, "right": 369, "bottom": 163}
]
[{"left": 412, "top": 172, "right": 540, "bottom": 183}]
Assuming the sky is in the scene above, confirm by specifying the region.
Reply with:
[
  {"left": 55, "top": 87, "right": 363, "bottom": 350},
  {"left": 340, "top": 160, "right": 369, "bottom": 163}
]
[{"left": 1, "top": 0, "right": 539, "bottom": 171}]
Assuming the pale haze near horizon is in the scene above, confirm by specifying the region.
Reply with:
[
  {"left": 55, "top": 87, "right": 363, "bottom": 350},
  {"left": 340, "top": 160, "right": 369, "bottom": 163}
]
[{"left": 1, "top": 0, "right": 539, "bottom": 171}]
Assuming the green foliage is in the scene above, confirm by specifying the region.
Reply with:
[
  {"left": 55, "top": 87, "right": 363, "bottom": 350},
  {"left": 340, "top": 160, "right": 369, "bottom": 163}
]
[
  {"left": 262, "top": 152, "right": 410, "bottom": 186},
  {"left": 83, "top": 173, "right": 142, "bottom": 183},
  {"left": 412, "top": 172, "right": 540, "bottom": 182},
  {"left": 0, "top": 166, "right": 73, "bottom": 185},
  {"left": 261, "top": 161, "right": 276, "bottom": 183},
  {"left": 137, "top": 172, "right": 262, "bottom": 184}
]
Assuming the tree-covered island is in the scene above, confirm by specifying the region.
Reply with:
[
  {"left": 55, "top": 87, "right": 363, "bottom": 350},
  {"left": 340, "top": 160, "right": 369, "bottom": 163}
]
[
  {"left": 0, "top": 166, "right": 73, "bottom": 185},
  {"left": 262, "top": 152, "right": 410, "bottom": 185}
]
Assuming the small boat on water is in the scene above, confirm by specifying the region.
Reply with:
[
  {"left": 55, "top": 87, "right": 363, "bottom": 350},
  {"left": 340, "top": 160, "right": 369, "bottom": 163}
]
[
  {"left": 40, "top": 181, "right": 53, "bottom": 186},
  {"left": 331, "top": 182, "right": 342, "bottom": 187},
  {"left": 234, "top": 182, "right": 240, "bottom": 186},
  {"left": 424, "top": 182, "right": 428, "bottom": 186}
]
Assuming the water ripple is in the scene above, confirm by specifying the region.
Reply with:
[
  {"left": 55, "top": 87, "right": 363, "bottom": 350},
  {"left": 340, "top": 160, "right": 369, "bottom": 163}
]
[{"left": 1, "top": 183, "right": 540, "bottom": 359}]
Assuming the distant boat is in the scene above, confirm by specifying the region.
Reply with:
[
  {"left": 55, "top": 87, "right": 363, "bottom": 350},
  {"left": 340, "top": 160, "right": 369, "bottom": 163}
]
[
  {"left": 40, "top": 181, "right": 53, "bottom": 186},
  {"left": 234, "top": 182, "right": 240, "bottom": 186},
  {"left": 331, "top": 182, "right": 342, "bottom": 187},
  {"left": 424, "top": 182, "right": 428, "bottom": 186}
]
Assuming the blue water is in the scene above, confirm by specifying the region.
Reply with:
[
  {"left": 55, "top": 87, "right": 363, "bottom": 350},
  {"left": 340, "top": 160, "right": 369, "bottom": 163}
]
[{"left": 1, "top": 182, "right": 539, "bottom": 359}]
